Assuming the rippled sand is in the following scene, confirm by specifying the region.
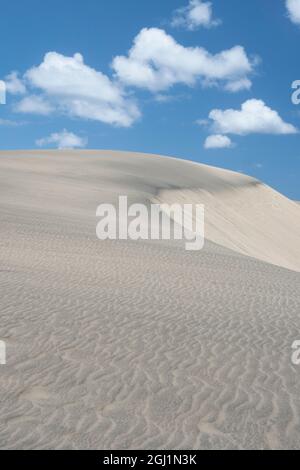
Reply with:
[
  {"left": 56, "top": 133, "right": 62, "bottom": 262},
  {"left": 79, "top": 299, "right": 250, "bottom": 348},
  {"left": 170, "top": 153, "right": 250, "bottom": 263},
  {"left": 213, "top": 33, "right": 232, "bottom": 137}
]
[{"left": 0, "top": 150, "right": 300, "bottom": 449}]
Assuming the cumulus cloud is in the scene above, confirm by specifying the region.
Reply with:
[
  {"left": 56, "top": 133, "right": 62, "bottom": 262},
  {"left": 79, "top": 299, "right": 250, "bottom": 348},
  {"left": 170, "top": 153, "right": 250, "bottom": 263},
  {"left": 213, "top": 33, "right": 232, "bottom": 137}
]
[
  {"left": 0, "top": 118, "right": 26, "bottom": 127},
  {"left": 208, "top": 99, "right": 298, "bottom": 135},
  {"left": 15, "top": 95, "right": 54, "bottom": 115},
  {"left": 112, "top": 28, "right": 255, "bottom": 93},
  {"left": 204, "top": 134, "right": 233, "bottom": 149},
  {"left": 171, "top": 0, "right": 220, "bottom": 30},
  {"left": 5, "top": 71, "right": 26, "bottom": 95},
  {"left": 36, "top": 129, "right": 87, "bottom": 149},
  {"left": 224, "top": 78, "right": 252, "bottom": 92},
  {"left": 286, "top": 0, "right": 300, "bottom": 24},
  {"left": 14, "top": 52, "right": 140, "bottom": 127}
]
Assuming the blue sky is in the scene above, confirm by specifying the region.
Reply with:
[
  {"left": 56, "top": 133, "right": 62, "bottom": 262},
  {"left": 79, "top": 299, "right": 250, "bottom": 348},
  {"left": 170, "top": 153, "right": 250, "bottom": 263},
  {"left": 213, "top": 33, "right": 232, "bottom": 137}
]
[{"left": 0, "top": 0, "right": 300, "bottom": 199}]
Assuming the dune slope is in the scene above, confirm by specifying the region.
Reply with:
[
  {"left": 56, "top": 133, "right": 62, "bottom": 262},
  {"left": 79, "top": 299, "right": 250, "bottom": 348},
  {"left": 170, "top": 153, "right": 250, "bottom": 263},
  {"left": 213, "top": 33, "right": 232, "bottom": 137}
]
[{"left": 1, "top": 150, "right": 298, "bottom": 270}]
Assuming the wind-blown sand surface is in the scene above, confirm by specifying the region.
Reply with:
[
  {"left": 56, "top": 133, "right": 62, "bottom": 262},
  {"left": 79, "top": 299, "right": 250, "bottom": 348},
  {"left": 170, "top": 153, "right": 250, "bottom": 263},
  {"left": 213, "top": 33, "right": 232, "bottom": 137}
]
[{"left": 0, "top": 150, "right": 300, "bottom": 450}]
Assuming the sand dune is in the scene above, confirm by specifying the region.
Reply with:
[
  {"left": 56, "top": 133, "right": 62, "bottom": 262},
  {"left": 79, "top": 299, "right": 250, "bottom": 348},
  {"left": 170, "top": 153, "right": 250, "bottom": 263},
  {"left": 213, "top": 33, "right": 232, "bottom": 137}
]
[
  {"left": 0, "top": 150, "right": 300, "bottom": 449},
  {"left": 1, "top": 150, "right": 299, "bottom": 271}
]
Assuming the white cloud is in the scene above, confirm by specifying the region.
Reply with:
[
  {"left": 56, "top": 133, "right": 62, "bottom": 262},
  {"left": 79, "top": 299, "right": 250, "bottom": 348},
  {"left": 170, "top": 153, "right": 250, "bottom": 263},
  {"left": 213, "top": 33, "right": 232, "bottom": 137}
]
[
  {"left": 0, "top": 118, "right": 26, "bottom": 126},
  {"left": 208, "top": 99, "right": 298, "bottom": 135},
  {"left": 204, "top": 134, "right": 233, "bottom": 149},
  {"left": 15, "top": 95, "right": 54, "bottom": 115},
  {"left": 171, "top": 0, "right": 220, "bottom": 30},
  {"left": 154, "top": 94, "right": 174, "bottom": 103},
  {"left": 154, "top": 92, "right": 190, "bottom": 103},
  {"left": 286, "top": 0, "right": 300, "bottom": 24},
  {"left": 36, "top": 129, "right": 87, "bottom": 149},
  {"left": 15, "top": 52, "right": 140, "bottom": 127},
  {"left": 112, "top": 28, "right": 255, "bottom": 93},
  {"left": 224, "top": 78, "right": 252, "bottom": 92},
  {"left": 5, "top": 72, "right": 26, "bottom": 95}
]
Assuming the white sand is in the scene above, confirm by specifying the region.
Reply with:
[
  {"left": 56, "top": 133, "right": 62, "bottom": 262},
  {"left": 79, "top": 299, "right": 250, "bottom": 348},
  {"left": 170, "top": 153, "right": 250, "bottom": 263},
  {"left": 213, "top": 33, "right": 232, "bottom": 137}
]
[{"left": 0, "top": 150, "right": 300, "bottom": 449}]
